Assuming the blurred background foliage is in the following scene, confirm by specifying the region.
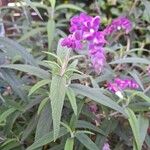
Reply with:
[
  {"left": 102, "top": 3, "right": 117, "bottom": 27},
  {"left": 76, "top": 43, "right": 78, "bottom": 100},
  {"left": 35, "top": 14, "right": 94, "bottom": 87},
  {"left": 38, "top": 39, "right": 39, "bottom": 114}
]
[{"left": 0, "top": 0, "right": 150, "bottom": 150}]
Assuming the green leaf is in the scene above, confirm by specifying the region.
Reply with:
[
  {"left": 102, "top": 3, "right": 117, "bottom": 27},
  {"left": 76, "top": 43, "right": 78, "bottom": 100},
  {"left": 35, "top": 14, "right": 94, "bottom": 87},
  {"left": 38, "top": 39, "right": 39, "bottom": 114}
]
[
  {"left": 57, "top": 39, "right": 71, "bottom": 61},
  {"left": 50, "top": 75, "right": 66, "bottom": 140},
  {"left": 48, "top": 0, "right": 56, "bottom": 8},
  {"left": 138, "top": 114, "right": 149, "bottom": 148},
  {"left": 37, "top": 97, "right": 49, "bottom": 115},
  {"left": 26, "top": 127, "right": 68, "bottom": 150},
  {"left": 110, "top": 57, "right": 150, "bottom": 65},
  {"left": 70, "top": 84, "right": 127, "bottom": 116},
  {"left": 66, "top": 87, "right": 77, "bottom": 115},
  {"left": 0, "top": 64, "right": 50, "bottom": 79},
  {"left": 28, "top": 79, "right": 50, "bottom": 96},
  {"left": 55, "top": 4, "right": 85, "bottom": 12},
  {"left": 64, "top": 138, "right": 74, "bottom": 150},
  {"left": 128, "top": 91, "right": 150, "bottom": 103},
  {"left": 0, "top": 37, "right": 37, "bottom": 66},
  {"left": 21, "top": 115, "right": 38, "bottom": 142},
  {"left": 76, "top": 133, "right": 99, "bottom": 150},
  {"left": 0, "top": 138, "right": 20, "bottom": 150},
  {"left": 1, "top": 69, "right": 27, "bottom": 101},
  {"left": 35, "top": 102, "right": 52, "bottom": 142},
  {"left": 142, "top": 0, "right": 150, "bottom": 22},
  {"left": 77, "top": 120, "right": 105, "bottom": 136},
  {"left": 47, "top": 19, "right": 55, "bottom": 51},
  {"left": 18, "top": 27, "right": 46, "bottom": 42},
  {"left": 125, "top": 108, "right": 141, "bottom": 150},
  {"left": 0, "top": 108, "right": 16, "bottom": 124}
]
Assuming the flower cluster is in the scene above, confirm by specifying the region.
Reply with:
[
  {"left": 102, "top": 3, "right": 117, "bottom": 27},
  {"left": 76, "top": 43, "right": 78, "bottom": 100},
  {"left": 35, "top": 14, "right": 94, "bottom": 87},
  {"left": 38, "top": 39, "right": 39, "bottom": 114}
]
[
  {"left": 107, "top": 78, "right": 139, "bottom": 93},
  {"left": 103, "top": 16, "right": 132, "bottom": 35},
  {"left": 61, "top": 13, "right": 132, "bottom": 73}
]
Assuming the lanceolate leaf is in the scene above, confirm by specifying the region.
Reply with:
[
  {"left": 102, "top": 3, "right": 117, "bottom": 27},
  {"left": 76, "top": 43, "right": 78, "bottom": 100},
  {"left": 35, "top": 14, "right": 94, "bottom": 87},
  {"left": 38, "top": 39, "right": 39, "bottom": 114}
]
[
  {"left": 26, "top": 127, "right": 68, "bottom": 150},
  {"left": 125, "top": 108, "right": 141, "bottom": 150},
  {"left": 50, "top": 75, "right": 66, "bottom": 140},
  {"left": 35, "top": 102, "right": 52, "bottom": 142},
  {"left": 110, "top": 57, "right": 150, "bottom": 65},
  {"left": 70, "top": 84, "right": 127, "bottom": 116},
  {"left": 0, "top": 108, "right": 16, "bottom": 124},
  {"left": 64, "top": 138, "right": 74, "bottom": 150},
  {"left": 55, "top": 4, "right": 85, "bottom": 12},
  {"left": 77, "top": 120, "right": 105, "bottom": 136},
  {"left": 28, "top": 79, "right": 50, "bottom": 96},
  {"left": 76, "top": 133, "right": 99, "bottom": 150},
  {"left": 21, "top": 115, "right": 38, "bottom": 142},
  {"left": 47, "top": 19, "right": 55, "bottom": 51},
  {"left": 48, "top": 0, "right": 56, "bottom": 8},
  {"left": 0, "top": 37, "right": 37, "bottom": 66},
  {"left": 1, "top": 69, "right": 27, "bottom": 100},
  {"left": 66, "top": 87, "right": 77, "bottom": 115},
  {"left": 138, "top": 114, "right": 149, "bottom": 148},
  {"left": 0, "top": 64, "right": 50, "bottom": 79},
  {"left": 18, "top": 27, "right": 46, "bottom": 42}
]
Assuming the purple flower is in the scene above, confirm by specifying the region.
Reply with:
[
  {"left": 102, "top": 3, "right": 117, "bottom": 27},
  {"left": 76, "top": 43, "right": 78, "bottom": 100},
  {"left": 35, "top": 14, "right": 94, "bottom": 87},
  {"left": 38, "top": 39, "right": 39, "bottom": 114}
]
[
  {"left": 102, "top": 143, "right": 111, "bottom": 150},
  {"left": 89, "top": 45, "right": 105, "bottom": 74},
  {"left": 69, "top": 13, "right": 100, "bottom": 40},
  {"left": 61, "top": 13, "right": 133, "bottom": 74},
  {"left": 107, "top": 82, "right": 120, "bottom": 93},
  {"left": 107, "top": 78, "right": 139, "bottom": 93},
  {"left": 61, "top": 33, "right": 83, "bottom": 50},
  {"left": 103, "top": 16, "right": 132, "bottom": 35}
]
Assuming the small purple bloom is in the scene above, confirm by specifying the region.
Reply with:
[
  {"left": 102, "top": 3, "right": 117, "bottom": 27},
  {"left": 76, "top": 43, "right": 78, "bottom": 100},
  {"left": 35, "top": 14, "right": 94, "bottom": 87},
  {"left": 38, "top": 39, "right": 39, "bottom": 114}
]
[
  {"left": 102, "top": 143, "right": 111, "bottom": 150},
  {"left": 89, "top": 45, "right": 105, "bottom": 74},
  {"left": 107, "top": 82, "right": 120, "bottom": 93},
  {"left": 69, "top": 13, "right": 100, "bottom": 37},
  {"left": 61, "top": 34, "right": 83, "bottom": 50},
  {"left": 103, "top": 16, "right": 132, "bottom": 35},
  {"left": 107, "top": 78, "right": 139, "bottom": 93}
]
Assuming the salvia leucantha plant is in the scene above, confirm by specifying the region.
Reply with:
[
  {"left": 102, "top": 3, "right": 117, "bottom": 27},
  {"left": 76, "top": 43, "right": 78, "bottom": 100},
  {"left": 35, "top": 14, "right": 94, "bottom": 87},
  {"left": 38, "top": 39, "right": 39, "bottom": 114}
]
[{"left": 0, "top": 0, "right": 150, "bottom": 150}]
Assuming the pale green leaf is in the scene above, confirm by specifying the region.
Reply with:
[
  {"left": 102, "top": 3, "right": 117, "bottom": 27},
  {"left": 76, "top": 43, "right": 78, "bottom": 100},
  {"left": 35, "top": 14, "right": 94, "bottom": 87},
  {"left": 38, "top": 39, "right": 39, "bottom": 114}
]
[
  {"left": 0, "top": 64, "right": 50, "bottom": 79},
  {"left": 47, "top": 19, "right": 55, "bottom": 51},
  {"left": 138, "top": 114, "right": 149, "bottom": 148},
  {"left": 125, "top": 108, "right": 141, "bottom": 150},
  {"left": 50, "top": 75, "right": 66, "bottom": 140},
  {"left": 70, "top": 84, "right": 127, "bottom": 116},
  {"left": 110, "top": 57, "right": 150, "bottom": 65},
  {"left": 48, "top": 0, "right": 56, "bottom": 8},
  {"left": 64, "top": 138, "right": 74, "bottom": 150},
  {"left": 26, "top": 127, "right": 68, "bottom": 150},
  {"left": 28, "top": 79, "right": 50, "bottom": 96},
  {"left": 77, "top": 120, "right": 105, "bottom": 136},
  {"left": 0, "top": 37, "right": 37, "bottom": 66},
  {"left": 56, "top": 39, "right": 71, "bottom": 61},
  {"left": 37, "top": 97, "right": 49, "bottom": 115},
  {"left": 55, "top": 4, "right": 85, "bottom": 12},
  {"left": 66, "top": 87, "right": 77, "bottom": 115},
  {"left": 18, "top": 27, "right": 46, "bottom": 42},
  {"left": 35, "top": 102, "right": 52, "bottom": 142},
  {"left": 76, "top": 133, "right": 99, "bottom": 150},
  {"left": 0, "top": 108, "right": 16, "bottom": 124}
]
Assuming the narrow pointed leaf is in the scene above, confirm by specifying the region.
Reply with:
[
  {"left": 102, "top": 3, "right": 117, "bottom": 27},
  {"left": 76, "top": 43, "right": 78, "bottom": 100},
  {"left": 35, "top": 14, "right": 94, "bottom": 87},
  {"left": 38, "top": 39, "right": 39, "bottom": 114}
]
[
  {"left": 50, "top": 75, "right": 66, "bottom": 140},
  {"left": 70, "top": 84, "right": 126, "bottom": 116}
]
